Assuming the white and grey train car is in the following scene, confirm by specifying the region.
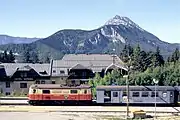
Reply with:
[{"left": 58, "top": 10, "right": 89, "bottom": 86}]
[{"left": 96, "top": 86, "right": 175, "bottom": 105}]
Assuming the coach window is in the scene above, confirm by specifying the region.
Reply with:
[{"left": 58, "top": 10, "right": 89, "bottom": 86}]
[
  {"left": 43, "top": 90, "right": 50, "bottom": 94},
  {"left": 142, "top": 92, "right": 149, "bottom": 97},
  {"left": 113, "top": 92, "right": 118, "bottom": 97},
  {"left": 151, "top": 92, "right": 158, "bottom": 97},
  {"left": 71, "top": 90, "right": 77, "bottom": 94},
  {"left": 122, "top": 91, "right": 127, "bottom": 97},
  {"left": 132, "top": 92, "right": 139, "bottom": 97}
]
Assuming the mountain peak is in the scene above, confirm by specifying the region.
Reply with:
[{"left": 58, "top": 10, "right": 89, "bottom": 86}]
[{"left": 105, "top": 15, "right": 144, "bottom": 31}]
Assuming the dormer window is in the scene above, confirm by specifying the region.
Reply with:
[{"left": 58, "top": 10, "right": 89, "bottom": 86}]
[{"left": 60, "top": 70, "right": 65, "bottom": 74}]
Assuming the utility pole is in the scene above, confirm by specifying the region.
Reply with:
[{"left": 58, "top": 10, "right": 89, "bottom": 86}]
[
  {"left": 153, "top": 78, "right": 158, "bottom": 120},
  {"left": 126, "top": 44, "right": 131, "bottom": 119},
  {"left": 126, "top": 64, "right": 130, "bottom": 119}
]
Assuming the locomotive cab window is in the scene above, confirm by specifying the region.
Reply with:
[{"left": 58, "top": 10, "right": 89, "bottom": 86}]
[
  {"left": 132, "top": 92, "right": 139, "bottom": 97},
  {"left": 33, "top": 89, "right": 36, "bottom": 93},
  {"left": 43, "top": 90, "right": 50, "bottom": 94},
  {"left": 84, "top": 90, "right": 87, "bottom": 94},
  {"left": 71, "top": 90, "right": 77, "bottom": 94}
]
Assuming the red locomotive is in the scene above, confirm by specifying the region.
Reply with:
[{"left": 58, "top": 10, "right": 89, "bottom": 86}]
[{"left": 28, "top": 84, "right": 92, "bottom": 105}]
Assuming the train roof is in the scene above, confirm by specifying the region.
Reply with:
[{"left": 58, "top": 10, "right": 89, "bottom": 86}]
[
  {"left": 96, "top": 86, "right": 175, "bottom": 91},
  {"left": 30, "top": 84, "right": 91, "bottom": 89}
]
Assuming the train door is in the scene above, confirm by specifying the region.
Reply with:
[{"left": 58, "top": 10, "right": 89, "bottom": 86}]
[
  {"left": 104, "top": 90, "right": 111, "bottom": 103},
  {"left": 170, "top": 91, "right": 174, "bottom": 103},
  {"left": 111, "top": 91, "right": 120, "bottom": 103}
]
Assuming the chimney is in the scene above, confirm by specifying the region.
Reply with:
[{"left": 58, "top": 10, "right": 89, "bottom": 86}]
[{"left": 49, "top": 59, "right": 53, "bottom": 76}]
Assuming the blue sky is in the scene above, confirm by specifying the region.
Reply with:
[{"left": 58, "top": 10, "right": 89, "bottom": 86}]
[{"left": 0, "top": 0, "right": 180, "bottom": 43}]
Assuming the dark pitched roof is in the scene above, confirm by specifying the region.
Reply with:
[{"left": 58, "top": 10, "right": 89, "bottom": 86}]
[
  {"left": 70, "top": 63, "right": 88, "bottom": 70},
  {"left": 0, "top": 65, "right": 6, "bottom": 77},
  {"left": 53, "top": 54, "right": 127, "bottom": 72},
  {"left": 1, "top": 63, "right": 50, "bottom": 76}
]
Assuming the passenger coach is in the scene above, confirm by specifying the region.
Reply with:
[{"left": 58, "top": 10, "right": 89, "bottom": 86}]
[
  {"left": 28, "top": 84, "right": 92, "bottom": 105},
  {"left": 96, "top": 86, "right": 176, "bottom": 105}
]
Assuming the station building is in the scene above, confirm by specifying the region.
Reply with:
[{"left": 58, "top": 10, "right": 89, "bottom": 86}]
[{"left": 0, "top": 54, "right": 127, "bottom": 96}]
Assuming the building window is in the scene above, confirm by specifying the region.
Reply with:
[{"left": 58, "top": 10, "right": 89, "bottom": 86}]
[
  {"left": 113, "top": 92, "right": 118, "bottom": 97},
  {"left": 5, "top": 92, "right": 11, "bottom": 96},
  {"left": 24, "top": 73, "right": 27, "bottom": 77},
  {"left": 52, "top": 81, "right": 56, "bottom": 84},
  {"left": 35, "top": 80, "right": 40, "bottom": 84},
  {"left": 60, "top": 70, "right": 65, "bottom": 74},
  {"left": 53, "top": 70, "right": 56, "bottom": 73},
  {"left": 41, "top": 80, "right": 45, "bottom": 84},
  {"left": 6, "top": 82, "right": 10, "bottom": 88},
  {"left": 142, "top": 92, "right": 149, "bottom": 97},
  {"left": 20, "top": 73, "right": 27, "bottom": 77},
  {"left": 20, "top": 83, "right": 27, "bottom": 88},
  {"left": 43, "top": 90, "right": 50, "bottom": 94},
  {"left": 82, "top": 72, "right": 86, "bottom": 77},
  {"left": 132, "top": 92, "right": 139, "bottom": 97}
]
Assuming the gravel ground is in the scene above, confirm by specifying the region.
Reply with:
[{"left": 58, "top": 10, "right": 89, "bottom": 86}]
[{"left": 0, "top": 112, "right": 180, "bottom": 120}]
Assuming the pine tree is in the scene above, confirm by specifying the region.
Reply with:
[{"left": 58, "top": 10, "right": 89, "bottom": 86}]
[
  {"left": 120, "top": 44, "right": 133, "bottom": 63},
  {"left": 45, "top": 56, "right": 50, "bottom": 63},
  {"left": 151, "top": 47, "right": 164, "bottom": 67},
  {"left": 171, "top": 48, "right": 180, "bottom": 63},
  {"left": 8, "top": 50, "right": 15, "bottom": 63},
  {"left": 31, "top": 52, "right": 39, "bottom": 63},
  {"left": 131, "top": 44, "right": 143, "bottom": 71},
  {"left": 24, "top": 50, "right": 31, "bottom": 63},
  {"left": 2, "top": 50, "right": 8, "bottom": 63}
]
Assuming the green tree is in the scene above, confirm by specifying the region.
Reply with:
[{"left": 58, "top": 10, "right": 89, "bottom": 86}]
[
  {"left": 131, "top": 44, "right": 144, "bottom": 71},
  {"left": 24, "top": 50, "right": 31, "bottom": 63},
  {"left": 151, "top": 47, "right": 164, "bottom": 67},
  {"left": 31, "top": 51, "right": 39, "bottom": 63},
  {"left": 2, "top": 50, "right": 8, "bottom": 63},
  {"left": 120, "top": 44, "right": 133, "bottom": 63},
  {"left": 8, "top": 50, "right": 15, "bottom": 63},
  {"left": 170, "top": 48, "right": 180, "bottom": 63}
]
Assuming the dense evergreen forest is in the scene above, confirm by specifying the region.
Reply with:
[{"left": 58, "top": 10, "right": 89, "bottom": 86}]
[
  {"left": 0, "top": 50, "right": 15, "bottom": 63},
  {"left": 88, "top": 45, "right": 180, "bottom": 97}
]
